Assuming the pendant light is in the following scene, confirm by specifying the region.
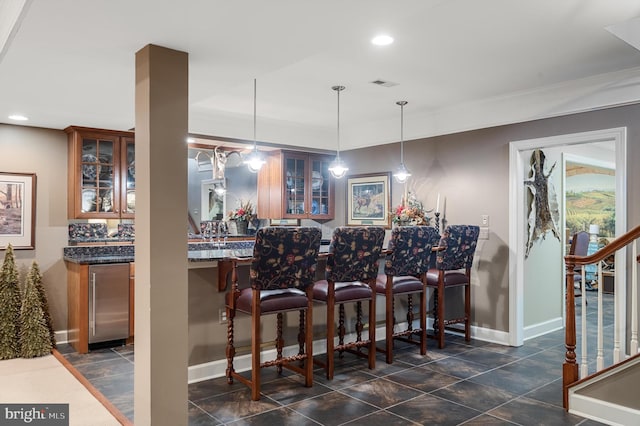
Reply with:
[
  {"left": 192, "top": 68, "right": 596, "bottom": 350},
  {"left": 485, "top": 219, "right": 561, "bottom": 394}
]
[
  {"left": 328, "top": 85, "right": 349, "bottom": 179},
  {"left": 244, "top": 78, "right": 265, "bottom": 173},
  {"left": 393, "top": 100, "right": 411, "bottom": 183}
]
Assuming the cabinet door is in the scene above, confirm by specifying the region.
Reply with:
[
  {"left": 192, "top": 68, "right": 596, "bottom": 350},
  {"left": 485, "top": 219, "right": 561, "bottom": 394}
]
[
  {"left": 284, "top": 153, "right": 308, "bottom": 218},
  {"left": 78, "top": 133, "right": 120, "bottom": 217},
  {"left": 120, "top": 137, "right": 135, "bottom": 218},
  {"left": 308, "top": 155, "right": 334, "bottom": 219}
]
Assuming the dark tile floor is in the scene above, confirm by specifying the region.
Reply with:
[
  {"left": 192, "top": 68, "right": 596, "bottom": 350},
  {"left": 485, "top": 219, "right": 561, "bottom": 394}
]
[{"left": 58, "top": 292, "right": 612, "bottom": 425}]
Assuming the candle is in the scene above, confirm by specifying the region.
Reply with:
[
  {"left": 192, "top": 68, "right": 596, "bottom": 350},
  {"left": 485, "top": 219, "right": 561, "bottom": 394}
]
[{"left": 436, "top": 193, "right": 440, "bottom": 213}]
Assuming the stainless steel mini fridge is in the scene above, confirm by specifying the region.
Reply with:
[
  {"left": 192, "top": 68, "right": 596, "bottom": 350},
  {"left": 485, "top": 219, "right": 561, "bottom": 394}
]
[{"left": 88, "top": 264, "right": 130, "bottom": 344}]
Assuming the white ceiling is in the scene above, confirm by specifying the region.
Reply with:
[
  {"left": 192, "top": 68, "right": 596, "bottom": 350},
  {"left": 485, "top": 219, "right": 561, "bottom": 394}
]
[{"left": 2, "top": 0, "right": 640, "bottom": 151}]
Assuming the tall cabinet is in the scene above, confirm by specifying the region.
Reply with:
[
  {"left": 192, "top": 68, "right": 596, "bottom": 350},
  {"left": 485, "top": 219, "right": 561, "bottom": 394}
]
[
  {"left": 65, "top": 126, "right": 135, "bottom": 219},
  {"left": 258, "top": 150, "right": 335, "bottom": 220}
]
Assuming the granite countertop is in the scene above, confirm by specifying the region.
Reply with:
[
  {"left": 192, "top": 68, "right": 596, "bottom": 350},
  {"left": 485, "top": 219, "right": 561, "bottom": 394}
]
[{"left": 63, "top": 241, "right": 256, "bottom": 264}]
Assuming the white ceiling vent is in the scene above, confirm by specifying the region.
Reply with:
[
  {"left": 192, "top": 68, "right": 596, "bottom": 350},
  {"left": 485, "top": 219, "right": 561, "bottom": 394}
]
[{"left": 370, "top": 79, "right": 398, "bottom": 88}]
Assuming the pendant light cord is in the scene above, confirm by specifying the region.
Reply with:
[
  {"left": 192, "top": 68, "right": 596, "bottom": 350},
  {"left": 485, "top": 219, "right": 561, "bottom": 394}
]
[
  {"left": 336, "top": 87, "right": 341, "bottom": 157},
  {"left": 253, "top": 78, "right": 257, "bottom": 152},
  {"left": 397, "top": 100, "right": 407, "bottom": 165},
  {"left": 332, "top": 85, "right": 345, "bottom": 157},
  {"left": 400, "top": 102, "right": 404, "bottom": 164}
]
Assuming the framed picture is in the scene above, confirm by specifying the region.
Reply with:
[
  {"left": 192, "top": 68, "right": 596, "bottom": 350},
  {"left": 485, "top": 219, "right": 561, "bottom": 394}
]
[
  {"left": 346, "top": 172, "right": 391, "bottom": 228},
  {"left": 0, "top": 172, "right": 36, "bottom": 250}
]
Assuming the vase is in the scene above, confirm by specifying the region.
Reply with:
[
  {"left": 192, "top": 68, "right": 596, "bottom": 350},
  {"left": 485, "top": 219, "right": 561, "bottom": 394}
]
[{"left": 235, "top": 219, "right": 248, "bottom": 235}]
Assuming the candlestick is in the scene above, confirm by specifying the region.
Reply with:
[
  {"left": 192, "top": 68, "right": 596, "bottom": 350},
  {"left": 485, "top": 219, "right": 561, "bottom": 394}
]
[{"left": 434, "top": 212, "right": 441, "bottom": 234}]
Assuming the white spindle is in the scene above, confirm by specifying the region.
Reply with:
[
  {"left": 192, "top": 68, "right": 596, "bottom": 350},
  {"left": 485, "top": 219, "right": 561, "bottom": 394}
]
[
  {"left": 596, "top": 261, "right": 604, "bottom": 371},
  {"left": 631, "top": 240, "right": 638, "bottom": 354},
  {"left": 580, "top": 266, "right": 588, "bottom": 377}
]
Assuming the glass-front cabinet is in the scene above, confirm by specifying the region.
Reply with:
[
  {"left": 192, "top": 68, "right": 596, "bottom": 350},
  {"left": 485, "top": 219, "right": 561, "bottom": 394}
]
[
  {"left": 66, "top": 126, "right": 135, "bottom": 219},
  {"left": 258, "top": 150, "right": 334, "bottom": 220}
]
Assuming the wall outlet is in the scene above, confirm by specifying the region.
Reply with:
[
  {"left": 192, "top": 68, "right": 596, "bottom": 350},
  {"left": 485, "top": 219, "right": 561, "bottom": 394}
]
[
  {"left": 219, "top": 309, "right": 227, "bottom": 324},
  {"left": 481, "top": 214, "right": 489, "bottom": 226}
]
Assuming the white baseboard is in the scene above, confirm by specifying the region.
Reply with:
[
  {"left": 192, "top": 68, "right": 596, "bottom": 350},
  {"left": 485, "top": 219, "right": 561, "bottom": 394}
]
[
  {"left": 523, "top": 317, "right": 563, "bottom": 341},
  {"left": 54, "top": 330, "right": 68, "bottom": 345}
]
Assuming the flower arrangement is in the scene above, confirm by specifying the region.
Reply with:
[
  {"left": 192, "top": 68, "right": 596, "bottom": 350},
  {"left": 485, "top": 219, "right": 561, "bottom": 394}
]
[
  {"left": 390, "top": 193, "right": 429, "bottom": 225},
  {"left": 228, "top": 200, "right": 256, "bottom": 222}
]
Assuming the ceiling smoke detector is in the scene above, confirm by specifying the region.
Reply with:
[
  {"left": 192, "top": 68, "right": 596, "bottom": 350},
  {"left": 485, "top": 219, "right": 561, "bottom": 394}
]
[{"left": 370, "top": 79, "right": 398, "bottom": 88}]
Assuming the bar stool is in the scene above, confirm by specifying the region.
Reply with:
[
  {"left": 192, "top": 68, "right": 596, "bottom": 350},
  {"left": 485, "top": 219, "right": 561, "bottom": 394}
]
[
  {"left": 312, "top": 226, "right": 385, "bottom": 379},
  {"left": 426, "top": 224, "right": 479, "bottom": 349},
  {"left": 225, "top": 226, "right": 322, "bottom": 400},
  {"left": 376, "top": 225, "right": 440, "bottom": 363}
]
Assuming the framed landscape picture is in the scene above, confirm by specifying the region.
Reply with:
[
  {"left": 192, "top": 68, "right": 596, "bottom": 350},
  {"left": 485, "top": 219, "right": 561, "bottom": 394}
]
[
  {"left": 0, "top": 172, "right": 36, "bottom": 250},
  {"left": 346, "top": 172, "right": 391, "bottom": 228}
]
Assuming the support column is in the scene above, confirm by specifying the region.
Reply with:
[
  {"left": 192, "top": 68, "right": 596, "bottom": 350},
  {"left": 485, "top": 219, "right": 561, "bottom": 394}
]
[{"left": 134, "top": 44, "right": 189, "bottom": 426}]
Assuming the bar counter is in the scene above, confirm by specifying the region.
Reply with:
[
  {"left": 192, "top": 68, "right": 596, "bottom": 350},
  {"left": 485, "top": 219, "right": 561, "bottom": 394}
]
[{"left": 62, "top": 241, "right": 256, "bottom": 265}]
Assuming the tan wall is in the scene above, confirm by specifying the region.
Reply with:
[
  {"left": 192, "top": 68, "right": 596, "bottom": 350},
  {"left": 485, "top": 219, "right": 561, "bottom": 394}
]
[
  {"left": 343, "top": 103, "right": 640, "bottom": 334},
  {"left": 0, "top": 124, "right": 68, "bottom": 333},
  {"left": 1, "top": 101, "right": 638, "bottom": 363}
]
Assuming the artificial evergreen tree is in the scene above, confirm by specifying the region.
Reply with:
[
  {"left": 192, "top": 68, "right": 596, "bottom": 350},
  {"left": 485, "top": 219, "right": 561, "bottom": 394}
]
[
  {"left": 0, "top": 244, "right": 22, "bottom": 359},
  {"left": 28, "top": 261, "right": 56, "bottom": 348},
  {"left": 19, "top": 262, "right": 52, "bottom": 358}
]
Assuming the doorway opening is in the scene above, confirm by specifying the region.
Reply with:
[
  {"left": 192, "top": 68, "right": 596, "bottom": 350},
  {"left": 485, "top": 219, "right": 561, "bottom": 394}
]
[{"left": 508, "top": 127, "right": 627, "bottom": 347}]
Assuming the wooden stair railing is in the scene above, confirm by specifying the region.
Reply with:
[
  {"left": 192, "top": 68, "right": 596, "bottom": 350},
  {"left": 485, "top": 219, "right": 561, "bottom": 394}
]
[{"left": 563, "top": 224, "right": 640, "bottom": 409}]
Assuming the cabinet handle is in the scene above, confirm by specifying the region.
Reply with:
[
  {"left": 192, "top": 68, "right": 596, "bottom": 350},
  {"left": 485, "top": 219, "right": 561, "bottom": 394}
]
[{"left": 91, "top": 272, "right": 96, "bottom": 336}]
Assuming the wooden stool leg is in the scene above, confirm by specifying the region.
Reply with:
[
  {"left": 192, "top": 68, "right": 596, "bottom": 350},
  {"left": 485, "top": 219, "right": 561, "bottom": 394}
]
[
  {"left": 225, "top": 306, "right": 235, "bottom": 384},
  {"left": 368, "top": 295, "right": 376, "bottom": 370},
  {"left": 437, "top": 281, "right": 445, "bottom": 349},
  {"left": 251, "top": 290, "right": 261, "bottom": 401},
  {"left": 304, "top": 288, "right": 314, "bottom": 387},
  {"left": 420, "top": 283, "right": 427, "bottom": 355},
  {"left": 385, "top": 283, "right": 394, "bottom": 364},
  {"left": 276, "top": 312, "right": 284, "bottom": 375}
]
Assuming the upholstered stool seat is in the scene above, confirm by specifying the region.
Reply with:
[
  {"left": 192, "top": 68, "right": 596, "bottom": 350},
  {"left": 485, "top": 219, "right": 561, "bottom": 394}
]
[
  {"left": 232, "top": 288, "right": 310, "bottom": 314},
  {"left": 375, "top": 275, "right": 423, "bottom": 295},
  {"left": 313, "top": 280, "right": 373, "bottom": 303},
  {"left": 425, "top": 270, "right": 470, "bottom": 287}
]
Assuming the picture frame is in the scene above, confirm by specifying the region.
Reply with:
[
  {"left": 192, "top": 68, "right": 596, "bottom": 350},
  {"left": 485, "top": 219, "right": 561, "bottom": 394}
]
[
  {"left": 0, "top": 172, "right": 36, "bottom": 250},
  {"left": 346, "top": 172, "right": 391, "bottom": 228}
]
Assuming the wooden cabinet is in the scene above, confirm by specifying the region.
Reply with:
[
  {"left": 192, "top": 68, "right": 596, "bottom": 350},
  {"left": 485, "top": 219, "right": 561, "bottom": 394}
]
[
  {"left": 258, "top": 150, "right": 335, "bottom": 220},
  {"left": 66, "top": 126, "right": 135, "bottom": 219}
]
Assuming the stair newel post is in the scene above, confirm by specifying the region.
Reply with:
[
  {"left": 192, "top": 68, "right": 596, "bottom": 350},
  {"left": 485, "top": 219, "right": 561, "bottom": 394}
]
[{"left": 563, "top": 256, "right": 579, "bottom": 410}]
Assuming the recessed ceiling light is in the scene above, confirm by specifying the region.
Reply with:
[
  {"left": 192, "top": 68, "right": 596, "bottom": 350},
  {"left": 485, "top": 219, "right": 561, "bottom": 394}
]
[
  {"left": 8, "top": 114, "right": 28, "bottom": 121},
  {"left": 371, "top": 34, "right": 394, "bottom": 46}
]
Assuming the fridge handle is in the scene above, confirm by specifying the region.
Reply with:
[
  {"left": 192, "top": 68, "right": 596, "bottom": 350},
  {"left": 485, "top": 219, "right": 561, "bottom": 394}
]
[{"left": 91, "top": 272, "right": 96, "bottom": 336}]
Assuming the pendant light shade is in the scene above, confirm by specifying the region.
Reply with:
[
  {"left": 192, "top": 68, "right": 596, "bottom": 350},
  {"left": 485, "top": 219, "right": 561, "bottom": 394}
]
[
  {"left": 244, "top": 78, "right": 265, "bottom": 173},
  {"left": 328, "top": 85, "right": 349, "bottom": 179},
  {"left": 393, "top": 100, "right": 411, "bottom": 183}
]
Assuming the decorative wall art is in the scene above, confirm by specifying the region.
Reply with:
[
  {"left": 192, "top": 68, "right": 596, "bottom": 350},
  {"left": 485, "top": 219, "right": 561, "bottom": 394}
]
[
  {"left": 346, "top": 172, "right": 391, "bottom": 228},
  {"left": 0, "top": 172, "right": 36, "bottom": 250},
  {"left": 524, "top": 149, "right": 560, "bottom": 257}
]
